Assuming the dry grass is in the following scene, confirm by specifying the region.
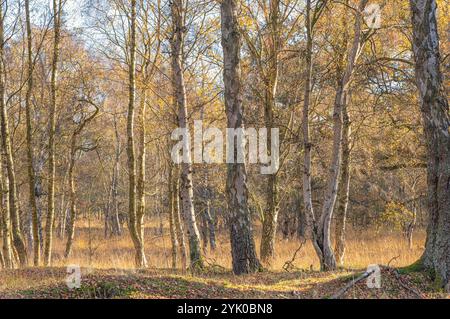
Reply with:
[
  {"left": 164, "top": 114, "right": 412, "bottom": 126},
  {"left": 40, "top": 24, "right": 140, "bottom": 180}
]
[
  {"left": 1, "top": 220, "right": 438, "bottom": 299},
  {"left": 48, "top": 219, "right": 425, "bottom": 272}
]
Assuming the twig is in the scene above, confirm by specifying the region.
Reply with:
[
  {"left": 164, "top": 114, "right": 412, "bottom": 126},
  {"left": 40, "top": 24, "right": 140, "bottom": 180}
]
[
  {"left": 387, "top": 255, "right": 400, "bottom": 267},
  {"left": 330, "top": 270, "right": 375, "bottom": 299},
  {"left": 204, "top": 258, "right": 227, "bottom": 273},
  {"left": 283, "top": 239, "right": 306, "bottom": 272},
  {"left": 392, "top": 269, "right": 424, "bottom": 299}
]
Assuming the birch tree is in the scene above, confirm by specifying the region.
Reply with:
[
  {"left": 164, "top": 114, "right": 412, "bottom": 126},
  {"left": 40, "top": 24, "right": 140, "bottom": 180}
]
[
  {"left": 174, "top": 168, "right": 187, "bottom": 271},
  {"left": 24, "top": 0, "right": 41, "bottom": 267},
  {"left": 127, "top": 0, "right": 148, "bottom": 268},
  {"left": 0, "top": 1, "right": 28, "bottom": 267},
  {"left": 302, "top": 0, "right": 368, "bottom": 271},
  {"left": 44, "top": 0, "right": 62, "bottom": 266},
  {"left": 170, "top": 0, "right": 203, "bottom": 270},
  {"left": 0, "top": 155, "right": 12, "bottom": 268},
  {"left": 334, "top": 9, "right": 351, "bottom": 266},
  {"left": 64, "top": 100, "right": 99, "bottom": 258},
  {"left": 221, "top": 0, "right": 261, "bottom": 275},
  {"left": 168, "top": 162, "right": 178, "bottom": 269},
  {"left": 240, "top": 0, "right": 301, "bottom": 264},
  {"left": 105, "top": 113, "right": 122, "bottom": 237},
  {"left": 410, "top": 0, "right": 450, "bottom": 292}
]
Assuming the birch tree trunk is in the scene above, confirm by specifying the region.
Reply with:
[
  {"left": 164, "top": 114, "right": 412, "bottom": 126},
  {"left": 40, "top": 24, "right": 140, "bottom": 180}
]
[
  {"left": 221, "top": 0, "right": 261, "bottom": 275},
  {"left": 136, "top": 75, "right": 148, "bottom": 268},
  {"left": 64, "top": 102, "right": 98, "bottom": 258},
  {"left": 127, "top": 0, "right": 147, "bottom": 268},
  {"left": 316, "top": 0, "right": 366, "bottom": 271},
  {"left": 334, "top": 93, "right": 351, "bottom": 266},
  {"left": 24, "top": 0, "right": 40, "bottom": 266},
  {"left": 200, "top": 211, "right": 209, "bottom": 254},
  {"left": 174, "top": 171, "right": 187, "bottom": 271},
  {"left": 260, "top": 0, "right": 280, "bottom": 265},
  {"left": 110, "top": 115, "right": 122, "bottom": 236},
  {"left": 302, "top": 0, "right": 366, "bottom": 271},
  {"left": 170, "top": 0, "right": 203, "bottom": 270},
  {"left": 0, "top": 156, "right": 12, "bottom": 268},
  {"left": 301, "top": 0, "right": 316, "bottom": 248},
  {"left": 168, "top": 163, "right": 178, "bottom": 269},
  {"left": 301, "top": 0, "right": 326, "bottom": 269},
  {"left": 64, "top": 137, "right": 77, "bottom": 258},
  {"left": 0, "top": 5, "right": 27, "bottom": 267},
  {"left": 57, "top": 167, "right": 68, "bottom": 239},
  {"left": 45, "top": 0, "right": 62, "bottom": 266},
  {"left": 410, "top": 0, "right": 450, "bottom": 292},
  {"left": 0, "top": 242, "right": 3, "bottom": 268},
  {"left": 205, "top": 201, "right": 216, "bottom": 251}
]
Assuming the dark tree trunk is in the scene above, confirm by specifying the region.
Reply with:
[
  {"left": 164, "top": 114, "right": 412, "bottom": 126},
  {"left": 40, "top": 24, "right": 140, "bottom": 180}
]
[
  {"left": 221, "top": 0, "right": 261, "bottom": 275},
  {"left": 205, "top": 201, "right": 216, "bottom": 251},
  {"left": 200, "top": 210, "right": 208, "bottom": 254},
  {"left": 334, "top": 94, "right": 351, "bottom": 266},
  {"left": 410, "top": 0, "right": 450, "bottom": 292}
]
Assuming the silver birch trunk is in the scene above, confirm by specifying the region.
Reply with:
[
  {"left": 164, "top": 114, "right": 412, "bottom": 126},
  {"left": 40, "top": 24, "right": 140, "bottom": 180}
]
[
  {"left": 136, "top": 81, "right": 148, "bottom": 268},
  {"left": 301, "top": 0, "right": 316, "bottom": 246},
  {"left": 0, "top": 5, "right": 27, "bottom": 267},
  {"left": 174, "top": 172, "right": 187, "bottom": 271},
  {"left": 260, "top": 0, "right": 280, "bottom": 265},
  {"left": 0, "top": 155, "right": 12, "bottom": 268},
  {"left": 221, "top": 0, "right": 261, "bottom": 275},
  {"left": 168, "top": 163, "right": 178, "bottom": 269},
  {"left": 334, "top": 93, "right": 351, "bottom": 266},
  {"left": 64, "top": 136, "right": 77, "bottom": 258},
  {"left": 126, "top": 0, "right": 147, "bottom": 268},
  {"left": 45, "top": 0, "right": 62, "bottom": 266},
  {"left": 316, "top": 0, "right": 366, "bottom": 271},
  {"left": 24, "top": 0, "right": 40, "bottom": 266},
  {"left": 170, "top": 0, "right": 203, "bottom": 270}
]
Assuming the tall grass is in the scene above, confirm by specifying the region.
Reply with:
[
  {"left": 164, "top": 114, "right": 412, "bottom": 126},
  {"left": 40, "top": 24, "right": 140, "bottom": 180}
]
[{"left": 48, "top": 219, "right": 425, "bottom": 271}]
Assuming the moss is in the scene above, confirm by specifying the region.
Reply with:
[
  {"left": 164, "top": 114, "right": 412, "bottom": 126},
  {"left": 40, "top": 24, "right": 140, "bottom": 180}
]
[
  {"left": 189, "top": 258, "right": 205, "bottom": 274},
  {"left": 398, "top": 260, "right": 425, "bottom": 274},
  {"left": 398, "top": 260, "right": 447, "bottom": 293},
  {"left": 432, "top": 273, "right": 445, "bottom": 292},
  {"left": 78, "top": 281, "right": 135, "bottom": 298}
]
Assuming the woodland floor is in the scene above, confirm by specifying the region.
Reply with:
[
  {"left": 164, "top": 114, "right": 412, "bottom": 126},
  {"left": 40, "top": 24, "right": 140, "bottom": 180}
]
[
  {"left": 1, "top": 225, "right": 448, "bottom": 299},
  {"left": 0, "top": 266, "right": 448, "bottom": 299}
]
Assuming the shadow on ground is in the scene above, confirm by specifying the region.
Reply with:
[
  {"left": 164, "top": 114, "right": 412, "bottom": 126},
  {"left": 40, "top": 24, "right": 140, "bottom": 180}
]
[{"left": 0, "top": 266, "right": 445, "bottom": 299}]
